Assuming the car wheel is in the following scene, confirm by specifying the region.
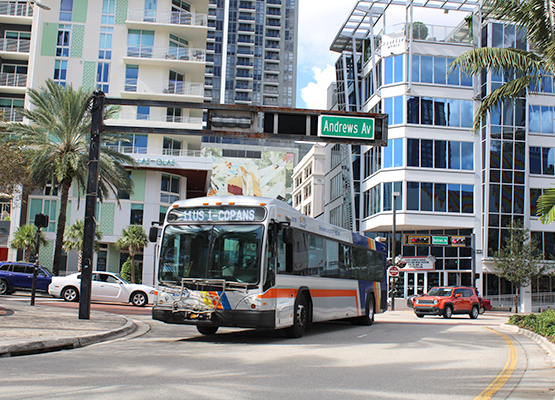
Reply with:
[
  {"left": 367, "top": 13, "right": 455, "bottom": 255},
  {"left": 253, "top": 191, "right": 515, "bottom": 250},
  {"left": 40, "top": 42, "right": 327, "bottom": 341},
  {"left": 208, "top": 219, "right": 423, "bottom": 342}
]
[
  {"left": 62, "top": 287, "right": 79, "bottom": 302},
  {"left": 443, "top": 306, "right": 453, "bottom": 319},
  {"left": 197, "top": 326, "right": 218, "bottom": 335},
  {"left": 0, "top": 279, "right": 10, "bottom": 295},
  {"left": 416, "top": 313, "right": 424, "bottom": 318},
  {"left": 130, "top": 291, "right": 148, "bottom": 307},
  {"left": 285, "top": 294, "right": 309, "bottom": 338},
  {"left": 470, "top": 306, "right": 479, "bottom": 319}
]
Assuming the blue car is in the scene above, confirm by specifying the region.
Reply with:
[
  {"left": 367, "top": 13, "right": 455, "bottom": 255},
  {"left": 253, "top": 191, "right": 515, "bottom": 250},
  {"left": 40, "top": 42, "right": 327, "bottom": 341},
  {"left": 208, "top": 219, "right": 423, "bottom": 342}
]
[{"left": 0, "top": 262, "right": 53, "bottom": 295}]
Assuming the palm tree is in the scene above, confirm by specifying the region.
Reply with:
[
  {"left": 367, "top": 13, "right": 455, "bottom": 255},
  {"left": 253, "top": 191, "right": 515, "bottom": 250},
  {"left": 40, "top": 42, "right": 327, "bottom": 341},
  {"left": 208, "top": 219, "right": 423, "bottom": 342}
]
[
  {"left": 63, "top": 219, "right": 103, "bottom": 271},
  {"left": 115, "top": 225, "right": 148, "bottom": 283},
  {"left": 6, "top": 80, "right": 135, "bottom": 275},
  {"left": 449, "top": 0, "right": 555, "bottom": 132},
  {"left": 10, "top": 224, "right": 47, "bottom": 262},
  {"left": 450, "top": 0, "right": 555, "bottom": 223}
]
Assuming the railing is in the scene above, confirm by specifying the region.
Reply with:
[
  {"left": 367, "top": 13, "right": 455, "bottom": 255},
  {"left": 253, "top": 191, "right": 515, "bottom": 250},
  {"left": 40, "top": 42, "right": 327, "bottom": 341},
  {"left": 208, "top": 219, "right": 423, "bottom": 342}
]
[
  {"left": 113, "top": 112, "right": 203, "bottom": 125},
  {"left": 532, "top": 292, "right": 555, "bottom": 310},
  {"left": 127, "top": 8, "right": 207, "bottom": 27},
  {"left": 0, "top": 106, "right": 23, "bottom": 121},
  {"left": 0, "top": 1, "right": 33, "bottom": 17},
  {"left": 485, "top": 294, "right": 517, "bottom": 309},
  {"left": 104, "top": 144, "right": 208, "bottom": 158},
  {"left": 379, "top": 22, "right": 471, "bottom": 45},
  {"left": 0, "top": 72, "right": 26, "bottom": 87},
  {"left": 122, "top": 79, "right": 204, "bottom": 97},
  {"left": 263, "top": 98, "right": 278, "bottom": 106},
  {"left": 0, "top": 38, "right": 30, "bottom": 53},
  {"left": 125, "top": 45, "right": 205, "bottom": 62}
]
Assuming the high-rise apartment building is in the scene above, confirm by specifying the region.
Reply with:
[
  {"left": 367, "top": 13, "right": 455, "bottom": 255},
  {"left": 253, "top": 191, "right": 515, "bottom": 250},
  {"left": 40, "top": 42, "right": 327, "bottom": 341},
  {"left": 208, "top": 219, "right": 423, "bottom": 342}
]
[
  {"left": 327, "top": 0, "right": 555, "bottom": 312},
  {"left": 204, "top": 0, "right": 297, "bottom": 107},
  {"left": 4, "top": 0, "right": 213, "bottom": 284}
]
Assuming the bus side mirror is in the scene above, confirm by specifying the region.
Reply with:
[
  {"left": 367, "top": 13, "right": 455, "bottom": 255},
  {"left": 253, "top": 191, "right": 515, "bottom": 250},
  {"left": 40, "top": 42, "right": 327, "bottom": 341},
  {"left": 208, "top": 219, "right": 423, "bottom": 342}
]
[
  {"left": 283, "top": 227, "right": 294, "bottom": 245},
  {"left": 149, "top": 226, "right": 159, "bottom": 243}
]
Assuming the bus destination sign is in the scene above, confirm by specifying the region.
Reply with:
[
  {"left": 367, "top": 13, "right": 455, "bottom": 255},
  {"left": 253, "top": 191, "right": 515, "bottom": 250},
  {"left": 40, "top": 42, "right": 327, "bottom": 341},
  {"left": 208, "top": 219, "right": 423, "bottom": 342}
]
[
  {"left": 318, "top": 115, "right": 375, "bottom": 141},
  {"left": 168, "top": 206, "right": 267, "bottom": 223}
]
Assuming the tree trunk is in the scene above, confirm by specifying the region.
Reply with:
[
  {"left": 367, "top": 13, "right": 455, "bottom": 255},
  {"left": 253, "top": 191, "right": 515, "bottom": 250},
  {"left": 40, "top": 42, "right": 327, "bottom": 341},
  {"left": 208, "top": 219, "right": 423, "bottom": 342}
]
[
  {"left": 515, "top": 286, "right": 520, "bottom": 313},
  {"left": 24, "top": 247, "right": 31, "bottom": 262},
  {"left": 52, "top": 178, "right": 71, "bottom": 276},
  {"left": 77, "top": 251, "right": 82, "bottom": 272},
  {"left": 130, "top": 247, "right": 136, "bottom": 284}
]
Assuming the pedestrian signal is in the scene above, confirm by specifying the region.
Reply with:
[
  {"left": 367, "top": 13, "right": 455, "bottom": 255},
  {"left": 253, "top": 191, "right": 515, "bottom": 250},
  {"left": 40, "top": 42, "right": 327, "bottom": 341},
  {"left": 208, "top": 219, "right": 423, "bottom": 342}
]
[{"left": 407, "top": 235, "right": 431, "bottom": 245}]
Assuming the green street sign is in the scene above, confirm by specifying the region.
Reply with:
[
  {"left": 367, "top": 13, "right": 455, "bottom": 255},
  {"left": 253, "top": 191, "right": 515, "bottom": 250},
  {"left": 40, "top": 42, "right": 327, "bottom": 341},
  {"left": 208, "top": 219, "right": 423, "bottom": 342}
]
[
  {"left": 318, "top": 115, "right": 375, "bottom": 140},
  {"left": 432, "top": 236, "right": 448, "bottom": 245}
]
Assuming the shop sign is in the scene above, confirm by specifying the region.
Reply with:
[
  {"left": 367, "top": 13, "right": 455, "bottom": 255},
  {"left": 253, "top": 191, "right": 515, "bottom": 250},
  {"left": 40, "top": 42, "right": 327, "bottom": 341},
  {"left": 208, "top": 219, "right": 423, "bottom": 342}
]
[
  {"left": 399, "top": 255, "right": 436, "bottom": 271},
  {"left": 135, "top": 157, "right": 176, "bottom": 167}
]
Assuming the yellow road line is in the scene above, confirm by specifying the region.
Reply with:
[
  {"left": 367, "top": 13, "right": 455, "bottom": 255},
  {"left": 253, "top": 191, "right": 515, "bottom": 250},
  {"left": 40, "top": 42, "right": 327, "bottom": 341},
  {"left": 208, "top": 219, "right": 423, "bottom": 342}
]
[{"left": 474, "top": 327, "right": 518, "bottom": 400}]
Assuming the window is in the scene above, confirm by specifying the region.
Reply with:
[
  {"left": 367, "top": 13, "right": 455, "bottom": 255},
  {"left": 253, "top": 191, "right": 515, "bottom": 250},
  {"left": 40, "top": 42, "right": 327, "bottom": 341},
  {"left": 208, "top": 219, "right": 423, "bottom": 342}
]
[
  {"left": 127, "top": 30, "right": 155, "bottom": 58},
  {"left": 125, "top": 65, "right": 138, "bottom": 92},
  {"left": 383, "top": 138, "right": 403, "bottom": 168},
  {"left": 163, "top": 137, "right": 182, "bottom": 155},
  {"left": 96, "top": 62, "right": 110, "bottom": 92},
  {"left": 130, "top": 204, "right": 144, "bottom": 225},
  {"left": 330, "top": 174, "right": 341, "bottom": 200},
  {"left": 168, "top": 34, "right": 188, "bottom": 59},
  {"left": 383, "top": 96, "right": 403, "bottom": 125},
  {"left": 60, "top": 0, "right": 73, "bottom": 21},
  {"left": 102, "top": 0, "right": 115, "bottom": 24},
  {"left": 99, "top": 27, "right": 113, "bottom": 59},
  {"left": 5, "top": 31, "right": 31, "bottom": 52},
  {"left": 0, "top": 98, "right": 23, "bottom": 121},
  {"left": 137, "top": 106, "right": 150, "bottom": 121},
  {"left": 407, "top": 96, "right": 473, "bottom": 128},
  {"left": 530, "top": 147, "right": 555, "bottom": 175},
  {"left": 411, "top": 55, "right": 472, "bottom": 87},
  {"left": 29, "top": 198, "right": 57, "bottom": 232},
  {"left": 529, "top": 105, "right": 555, "bottom": 134},
  {"left": 407, "top": 182, "right": 473, "bottom": 213},
  {"left": 161, "top": 174, "right": 180, "bottom": 204},
  {"left": 56, "top": 24, "right": 71, "bottom": 57},
  {"left": 330, "top": 205, "right": 341, "bottom": 227},
  {"left": 384, "top": 55, "right": 403, "bottom": 85},
  {"left": 407, "top": 139, "right": 473, "bottom": 170},
  {"left": 364, "top": 146, "right": 381, "bottom": 177},
  {"left": 54, "top": 60, "right": 67, "bottom": 86}
]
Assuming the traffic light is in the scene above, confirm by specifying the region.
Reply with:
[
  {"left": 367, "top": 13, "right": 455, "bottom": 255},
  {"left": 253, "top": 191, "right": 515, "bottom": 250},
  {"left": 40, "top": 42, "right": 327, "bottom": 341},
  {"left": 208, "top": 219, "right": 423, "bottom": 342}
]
[
  {"left": 407, "top": 235, "right": 431, "bottom": 245},
  {"left": 451, "top": 236, "right": 466, "bottom": 247}
]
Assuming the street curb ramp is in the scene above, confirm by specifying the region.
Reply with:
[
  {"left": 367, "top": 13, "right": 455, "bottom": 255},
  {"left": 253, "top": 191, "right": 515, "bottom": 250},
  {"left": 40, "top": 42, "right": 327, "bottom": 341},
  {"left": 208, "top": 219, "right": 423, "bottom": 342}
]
[{"left": 0, "top": 317, "right": 137, "bottom": 358}]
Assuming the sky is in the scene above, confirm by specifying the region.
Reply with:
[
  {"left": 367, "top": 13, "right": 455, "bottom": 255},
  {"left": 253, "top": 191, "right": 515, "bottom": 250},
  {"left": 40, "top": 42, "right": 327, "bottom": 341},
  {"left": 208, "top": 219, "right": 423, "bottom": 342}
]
[
  {"left": 296, "top": 0, "right": 355, "bottom": 110},
  {"left": 295, "top": 1, "right": 472, "bottom": 110}
]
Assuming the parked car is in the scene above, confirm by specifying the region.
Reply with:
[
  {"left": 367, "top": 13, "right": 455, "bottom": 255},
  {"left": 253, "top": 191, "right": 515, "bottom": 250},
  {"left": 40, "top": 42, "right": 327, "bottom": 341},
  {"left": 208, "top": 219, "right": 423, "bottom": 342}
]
[
  {"left": 406, "top": 293, "right": 423, "bottom": 308},
  {"left": 0, "top": 261, "right": 53, "bottom": 295},
  {"left": 49, "top": 271, "right": 157, "bottom": 307},
  {"left": 413, "top": 286, "right": 481, "bottom": 319},
  {"left": 479, "top": 297, "right": 492, "bottom": 314}
]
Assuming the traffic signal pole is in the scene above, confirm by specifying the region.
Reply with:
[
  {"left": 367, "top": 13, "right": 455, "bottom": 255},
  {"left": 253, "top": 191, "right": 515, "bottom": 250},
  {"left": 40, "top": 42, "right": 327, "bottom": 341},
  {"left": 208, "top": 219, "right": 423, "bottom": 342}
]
[{"left": 79, "top": 91, "right": 104, "bottom": 320}]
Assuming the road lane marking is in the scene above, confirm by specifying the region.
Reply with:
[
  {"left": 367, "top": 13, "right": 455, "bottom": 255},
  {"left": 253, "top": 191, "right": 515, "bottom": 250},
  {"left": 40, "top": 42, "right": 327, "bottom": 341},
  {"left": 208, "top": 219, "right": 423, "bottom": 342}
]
[{"left": 474, "top": 327, "right": 518, "bottom": 400}]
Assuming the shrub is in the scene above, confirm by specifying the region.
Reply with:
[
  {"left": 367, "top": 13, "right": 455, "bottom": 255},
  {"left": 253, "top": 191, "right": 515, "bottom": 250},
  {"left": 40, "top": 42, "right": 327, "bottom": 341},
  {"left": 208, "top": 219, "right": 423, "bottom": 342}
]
[
  {"left": 509, "top": 310, "right": 555, "bottom": 342},
  {"left": 121, "top": 257, "right": 142, "bottom": 284}
]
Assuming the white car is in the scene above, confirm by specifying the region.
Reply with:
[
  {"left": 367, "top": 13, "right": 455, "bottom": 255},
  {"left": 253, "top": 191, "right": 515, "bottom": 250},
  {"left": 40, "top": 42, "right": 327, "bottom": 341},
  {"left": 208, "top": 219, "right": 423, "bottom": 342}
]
[{"left": 49, "top": 271, "right": 157, "bottom": 307}]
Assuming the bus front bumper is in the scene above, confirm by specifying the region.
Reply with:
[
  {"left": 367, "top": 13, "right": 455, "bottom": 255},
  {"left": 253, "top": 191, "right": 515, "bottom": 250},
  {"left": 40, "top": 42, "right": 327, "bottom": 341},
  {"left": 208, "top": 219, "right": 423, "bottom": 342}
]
[{"left": 152, "top": 308, "right": 276, "bottom": 329}]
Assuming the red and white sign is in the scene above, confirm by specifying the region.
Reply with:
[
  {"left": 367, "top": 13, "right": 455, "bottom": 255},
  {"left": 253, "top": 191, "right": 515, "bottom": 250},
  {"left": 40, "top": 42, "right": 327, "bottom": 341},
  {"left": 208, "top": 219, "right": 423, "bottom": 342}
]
[{"left": 388, "top": 266, "right": 400, "bottom": 277}]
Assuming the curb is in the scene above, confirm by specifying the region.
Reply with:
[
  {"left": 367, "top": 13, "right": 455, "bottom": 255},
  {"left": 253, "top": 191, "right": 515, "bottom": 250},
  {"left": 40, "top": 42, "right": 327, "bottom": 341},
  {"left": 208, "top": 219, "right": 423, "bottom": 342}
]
[
  {"left": 502, "top": 323, "right": 555, "bottom": 362},
  {"left": 0, "top": 316, "right": 137, "bottom": 358}
]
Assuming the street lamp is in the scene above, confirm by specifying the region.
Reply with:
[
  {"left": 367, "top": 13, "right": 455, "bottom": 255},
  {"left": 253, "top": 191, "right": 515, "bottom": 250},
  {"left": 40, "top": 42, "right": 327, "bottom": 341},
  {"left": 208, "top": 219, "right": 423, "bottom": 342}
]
[{"left": 390, "top": 190, "right": 400, "bottom": 310}]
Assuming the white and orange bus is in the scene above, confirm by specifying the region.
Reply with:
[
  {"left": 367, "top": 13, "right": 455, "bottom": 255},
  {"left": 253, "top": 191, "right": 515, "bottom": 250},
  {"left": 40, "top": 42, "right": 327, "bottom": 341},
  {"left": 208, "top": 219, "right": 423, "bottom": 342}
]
[{"left": 150, "top": 196, "right": 387, "bottom": 337}]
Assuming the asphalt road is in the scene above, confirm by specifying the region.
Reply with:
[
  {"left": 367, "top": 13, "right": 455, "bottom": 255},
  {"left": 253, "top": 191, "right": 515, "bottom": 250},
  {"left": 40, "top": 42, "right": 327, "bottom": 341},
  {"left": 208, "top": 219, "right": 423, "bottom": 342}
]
[{"left": 2, "top": 300, "right": 553, "bottom": 400}]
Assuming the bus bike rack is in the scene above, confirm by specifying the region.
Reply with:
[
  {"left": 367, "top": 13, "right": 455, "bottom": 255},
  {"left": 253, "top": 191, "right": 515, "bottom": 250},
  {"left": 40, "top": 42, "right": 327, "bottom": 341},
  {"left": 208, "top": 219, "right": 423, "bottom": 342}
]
[{"left": 172, "top": 278, "right": 249, "bottom": 318}]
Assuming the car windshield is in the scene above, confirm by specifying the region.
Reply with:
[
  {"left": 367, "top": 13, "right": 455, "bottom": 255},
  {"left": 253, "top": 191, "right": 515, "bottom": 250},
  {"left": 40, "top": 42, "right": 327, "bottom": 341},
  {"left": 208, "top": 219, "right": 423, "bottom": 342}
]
[
  {"left": 427, "top": 288, "right": 453, "bottom": 297},
  {"left": 41, "top": 266, "right": 53, "bottom": 276},
  {"left": 159, "top": 224, "right": 263, "bottom": 284}
]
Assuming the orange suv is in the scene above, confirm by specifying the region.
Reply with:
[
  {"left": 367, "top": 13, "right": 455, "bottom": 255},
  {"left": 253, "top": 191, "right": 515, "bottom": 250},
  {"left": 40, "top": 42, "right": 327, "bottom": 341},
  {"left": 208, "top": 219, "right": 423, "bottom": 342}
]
[{"left": 413, "top": 286, "right": 481, "bottom": 319}]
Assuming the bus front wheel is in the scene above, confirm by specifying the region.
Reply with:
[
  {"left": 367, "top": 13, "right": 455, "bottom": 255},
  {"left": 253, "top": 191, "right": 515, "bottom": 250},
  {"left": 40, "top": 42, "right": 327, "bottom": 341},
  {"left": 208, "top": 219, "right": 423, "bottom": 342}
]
[
  {"left": 352, "top": 295, "right": 374, "bottom": 326},
  {"left": 197, "top": 326, "right": 219, "bottom": 335},
  {"left": 285, "top": 295, "right": 309, "bottom": 338}
]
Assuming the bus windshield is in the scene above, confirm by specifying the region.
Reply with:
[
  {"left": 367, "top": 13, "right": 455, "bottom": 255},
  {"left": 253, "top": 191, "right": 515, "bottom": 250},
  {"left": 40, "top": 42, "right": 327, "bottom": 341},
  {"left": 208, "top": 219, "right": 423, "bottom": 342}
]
[{"left": 158, "top": 224, "right": 264, "bottom": 284}]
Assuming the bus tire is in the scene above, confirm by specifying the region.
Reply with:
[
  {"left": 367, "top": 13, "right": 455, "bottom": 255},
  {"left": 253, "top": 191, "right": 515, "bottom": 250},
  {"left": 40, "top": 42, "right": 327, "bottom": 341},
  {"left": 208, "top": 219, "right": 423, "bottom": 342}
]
[
  {"left": 285, "top": 294, "right": 309, "bottom": 338},
  {"left": 353, "top": 295, "right": 375, "bottom": 326},
  {"left": 197, "top": 326, "right": 218, "bottom": 335}
]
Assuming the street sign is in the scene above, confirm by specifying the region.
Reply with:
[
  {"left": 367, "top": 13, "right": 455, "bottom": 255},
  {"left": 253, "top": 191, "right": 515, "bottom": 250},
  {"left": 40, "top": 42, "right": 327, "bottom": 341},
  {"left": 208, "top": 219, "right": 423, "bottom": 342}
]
[
  {"left": 432, "top": 236, "right": 448, "bottom": 245},
  {"left": 318, "top": 115, "right": 375, "bottom": 140},
  {"left": 388, "top": 266, "right": 400, "bottom": 277}
]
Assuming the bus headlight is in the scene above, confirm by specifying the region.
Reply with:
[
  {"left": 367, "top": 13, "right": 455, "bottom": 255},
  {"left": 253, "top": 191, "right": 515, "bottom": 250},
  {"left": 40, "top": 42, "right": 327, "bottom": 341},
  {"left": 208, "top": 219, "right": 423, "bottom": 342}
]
[{"left": 239, "top": 294, "right": 263, "bottom": 310}]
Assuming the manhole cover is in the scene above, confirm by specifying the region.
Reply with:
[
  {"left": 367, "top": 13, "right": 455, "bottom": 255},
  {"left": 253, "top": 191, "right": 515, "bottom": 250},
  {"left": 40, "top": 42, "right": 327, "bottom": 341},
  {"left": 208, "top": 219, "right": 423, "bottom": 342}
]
[{"left": 0, "top": 307, "right": 14, "bottom": 316}]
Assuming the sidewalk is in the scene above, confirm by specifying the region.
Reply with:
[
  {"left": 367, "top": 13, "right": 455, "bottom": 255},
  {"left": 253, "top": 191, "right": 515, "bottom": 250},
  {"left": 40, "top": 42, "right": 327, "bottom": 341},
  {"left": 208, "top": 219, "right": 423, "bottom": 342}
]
[{"left": 0, "top": 296, "right": 136, "bottom": 357}]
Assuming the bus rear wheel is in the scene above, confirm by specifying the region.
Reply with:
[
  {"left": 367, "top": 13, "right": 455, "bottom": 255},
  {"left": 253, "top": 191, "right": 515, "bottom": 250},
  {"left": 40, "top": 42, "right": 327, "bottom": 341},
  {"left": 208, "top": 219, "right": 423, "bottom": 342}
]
[
  {"left": 285, "top": 295, "right": 308, "bottom": 338},
  {"left": 197, "top": 326, "right": 219, "bottom": 335}
]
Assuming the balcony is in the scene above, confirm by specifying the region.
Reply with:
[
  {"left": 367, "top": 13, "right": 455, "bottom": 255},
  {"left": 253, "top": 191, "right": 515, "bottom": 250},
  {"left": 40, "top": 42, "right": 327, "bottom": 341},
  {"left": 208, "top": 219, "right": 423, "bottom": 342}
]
[
  {"left": 378, "top": 22, "right": 472, "bottom": 45},
  {"left": 0, "top": 106, "right": 23, "bottom": 122},
  {"left": 121, "top": 79, "right": 204, "bottom": 102},
  {"left": 105, "top": 113, "right": 204, "bottom": 131},
  {"left": 0, "top": 1, "right": 33, "bottom": 24},
  {"left": 126, "top": 8, "right": 208, "bottom": 42},
  {"left": 0, "top": 72, "right": 26, "bottom": 93},
  {"left": 0, "top": 38, "right": 30, "bottom": 60},
  {"left": 123, "top": 45, "right": 206, "bottom": 79}
]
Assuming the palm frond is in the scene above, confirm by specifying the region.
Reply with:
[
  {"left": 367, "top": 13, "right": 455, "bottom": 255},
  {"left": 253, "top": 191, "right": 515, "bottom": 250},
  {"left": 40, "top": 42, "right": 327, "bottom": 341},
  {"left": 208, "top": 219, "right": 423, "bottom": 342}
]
[{"left": 537, "top": 186, "right": 555, "bottom": 224}]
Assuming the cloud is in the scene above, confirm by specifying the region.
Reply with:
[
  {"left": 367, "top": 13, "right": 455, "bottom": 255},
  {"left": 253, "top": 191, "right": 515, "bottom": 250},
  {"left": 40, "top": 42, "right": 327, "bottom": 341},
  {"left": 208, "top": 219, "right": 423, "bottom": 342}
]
[{"left": 300, "top": 65, "right": 336, "bottom": 110}]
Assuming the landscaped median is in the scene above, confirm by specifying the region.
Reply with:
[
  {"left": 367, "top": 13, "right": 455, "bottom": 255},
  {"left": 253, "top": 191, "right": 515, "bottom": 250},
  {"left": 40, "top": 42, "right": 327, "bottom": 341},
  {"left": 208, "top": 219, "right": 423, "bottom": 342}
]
[{"left": 509, "top": 310, "right": 555, "bottom": 342}]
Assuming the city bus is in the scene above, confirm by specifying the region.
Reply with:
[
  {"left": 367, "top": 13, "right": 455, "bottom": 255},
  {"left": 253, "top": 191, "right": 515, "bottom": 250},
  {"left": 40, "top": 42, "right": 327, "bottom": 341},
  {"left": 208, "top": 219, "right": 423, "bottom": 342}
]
[{"left": 150, "top": 196, "right": 387, "bottom": 337}]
